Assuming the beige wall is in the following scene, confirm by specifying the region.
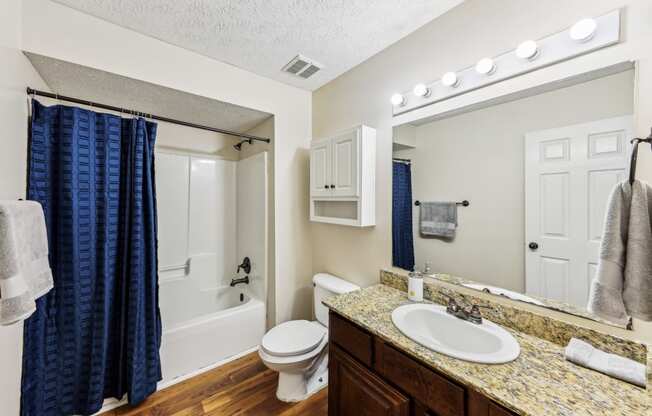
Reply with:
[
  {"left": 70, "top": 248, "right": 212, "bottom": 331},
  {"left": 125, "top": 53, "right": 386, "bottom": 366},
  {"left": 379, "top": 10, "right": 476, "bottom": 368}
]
[
  {"left": 396, "top": 71, "right": 634, "bottom": 292},
  {"left": 312, "top": 0, "right": 652, "bottom": 342},
  {"left": 0, "top": 2, "right": 51, "bottom": 414}
]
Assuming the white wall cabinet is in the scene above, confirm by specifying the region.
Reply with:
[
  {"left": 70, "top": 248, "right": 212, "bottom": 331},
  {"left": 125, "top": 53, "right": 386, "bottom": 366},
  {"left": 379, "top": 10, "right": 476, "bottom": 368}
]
[
  {"left": 310, "top": 125, "right": 376, "bottom": 227},
  {"left": 310, "top": 138, "right": 331, "bottom": 197}
]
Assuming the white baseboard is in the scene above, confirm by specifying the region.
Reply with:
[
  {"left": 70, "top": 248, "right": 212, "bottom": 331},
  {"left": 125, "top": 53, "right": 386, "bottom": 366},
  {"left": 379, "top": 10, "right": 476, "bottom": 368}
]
[{"left": 96, "top": 346, "right": 260, "bottom": 415}]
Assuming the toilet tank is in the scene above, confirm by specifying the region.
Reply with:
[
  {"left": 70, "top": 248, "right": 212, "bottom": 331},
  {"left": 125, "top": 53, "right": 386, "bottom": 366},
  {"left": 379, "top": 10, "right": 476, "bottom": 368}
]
[{"left": 313, "top": 273, "right": 360, "bottom": 327}]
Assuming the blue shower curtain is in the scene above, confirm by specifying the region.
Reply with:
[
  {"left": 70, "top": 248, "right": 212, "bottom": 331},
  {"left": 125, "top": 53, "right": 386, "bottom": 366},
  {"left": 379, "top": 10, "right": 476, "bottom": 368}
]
[
  {"left": 392, "top": 161, "right": 415, "bottom": 271},
  {"left": 21, "top": 100, "right": 161, "bottom": 416}
]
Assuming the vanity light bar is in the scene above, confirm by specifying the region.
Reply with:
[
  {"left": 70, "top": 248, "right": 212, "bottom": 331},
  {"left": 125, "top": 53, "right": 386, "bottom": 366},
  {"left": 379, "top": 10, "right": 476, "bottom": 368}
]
[
  {"left": 393, "top": 10, "right": 620, "bottom": 115},
  {"left": 413, "top": 83, "right": 431, "bottom": 98},
  {"left": 390, "top": 93, "right": 406, "bottom": 106},
  {"left": 475, "top": 58, "right": 496, "bottom": 76},
  {"left": 570, "top": 18, "right": 598, "bottom": 42},
  {"left": 515, "top": 40, "right": 539, "bottom": 60}
]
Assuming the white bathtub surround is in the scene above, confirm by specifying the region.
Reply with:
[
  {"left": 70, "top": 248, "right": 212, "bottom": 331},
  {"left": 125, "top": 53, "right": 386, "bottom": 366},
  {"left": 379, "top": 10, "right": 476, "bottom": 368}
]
[
  {"left": 237, "top": 152, "right": 269, "bottom": 303},
  {"left": 156, "top": 150, "right": 268, "bottom": 383},
  {"left": 160, "top": 292, "right": 266, "bottom": 384},
  {"left": 259, "top": 273, "right": 360, "bottom": 402}
]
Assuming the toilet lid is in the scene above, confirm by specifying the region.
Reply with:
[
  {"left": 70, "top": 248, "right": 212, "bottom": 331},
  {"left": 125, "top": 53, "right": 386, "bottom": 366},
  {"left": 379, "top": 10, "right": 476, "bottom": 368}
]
[{"left": 261, "top": 320, "right": 326, "bottom": 357}]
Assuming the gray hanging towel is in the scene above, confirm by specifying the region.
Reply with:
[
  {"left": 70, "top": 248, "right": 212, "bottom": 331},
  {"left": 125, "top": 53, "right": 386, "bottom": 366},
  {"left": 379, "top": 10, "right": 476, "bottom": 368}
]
[
  {"left": 0, "top": 200, "right": 53, "bottom": 325},
  {"left": 419, "top": 201, "right": 458, "bottom": 238},
  {"left": 588, "top": 180, "right": 652, "bottom": 324}
]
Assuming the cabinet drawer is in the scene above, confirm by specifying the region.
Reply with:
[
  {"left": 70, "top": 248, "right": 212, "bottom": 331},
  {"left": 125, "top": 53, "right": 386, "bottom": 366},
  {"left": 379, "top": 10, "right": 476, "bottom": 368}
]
[
  {"left": 375, "top": 339, "right": 465, "bottom": 416},
  {"left": 329, "top": 312, "right": 373, "bottom": 367},
  {"left": 468, "top": 390, "right": 518, "bottom": 416},
  {"left": 489, "top": 403, "right": 517, "bottom": 416},
  {"left": 329, "top": 344, "right": 409, "bottom": 416}
]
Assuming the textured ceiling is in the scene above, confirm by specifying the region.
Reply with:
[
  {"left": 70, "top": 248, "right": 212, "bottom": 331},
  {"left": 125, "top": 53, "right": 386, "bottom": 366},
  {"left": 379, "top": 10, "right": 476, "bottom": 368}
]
[
  {"left": 26, "top": 53, "right": 272, "bottom": 134},
  {"left": 52, "top": 0, "right": 464, "bottom": 91}
]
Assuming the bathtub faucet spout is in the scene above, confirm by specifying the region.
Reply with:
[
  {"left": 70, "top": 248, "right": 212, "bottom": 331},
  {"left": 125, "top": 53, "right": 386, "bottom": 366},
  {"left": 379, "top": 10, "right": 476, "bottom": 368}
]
[{"left": 230, "top": 276, "right": 250, "bottom": 287}]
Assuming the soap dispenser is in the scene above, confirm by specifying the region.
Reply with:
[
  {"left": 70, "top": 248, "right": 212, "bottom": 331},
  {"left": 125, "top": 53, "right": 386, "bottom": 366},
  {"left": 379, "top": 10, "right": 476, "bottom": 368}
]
[
  {"left": 423, "top": 261, "right": 432, "bottom": 275},
  {"left": 408, "top": 268, "right": 424, "bottom": 302}
]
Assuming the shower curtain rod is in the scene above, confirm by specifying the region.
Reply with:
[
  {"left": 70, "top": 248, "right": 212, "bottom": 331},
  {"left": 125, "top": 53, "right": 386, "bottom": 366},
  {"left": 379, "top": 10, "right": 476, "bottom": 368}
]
[{"left": 26, "top": 87, "right": 271, "bottom": 143}]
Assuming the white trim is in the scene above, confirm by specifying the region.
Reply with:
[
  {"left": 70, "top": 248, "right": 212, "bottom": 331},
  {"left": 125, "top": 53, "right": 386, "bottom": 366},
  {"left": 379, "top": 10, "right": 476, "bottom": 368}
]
[{"left": 95, "top": 346, "right": 259, "bottom": 415}]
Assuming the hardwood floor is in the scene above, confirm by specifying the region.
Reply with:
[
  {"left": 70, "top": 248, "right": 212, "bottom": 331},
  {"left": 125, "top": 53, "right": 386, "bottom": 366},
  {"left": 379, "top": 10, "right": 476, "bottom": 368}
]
[{"left": 102, "top": 352, "right": 328, "bottom": 416}]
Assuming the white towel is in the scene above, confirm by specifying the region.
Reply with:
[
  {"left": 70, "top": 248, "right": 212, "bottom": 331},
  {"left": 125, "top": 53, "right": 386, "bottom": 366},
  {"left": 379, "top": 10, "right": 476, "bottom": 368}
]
[
  {"left": 0, "top": 200, "right": 53, "bottom": 325},
  {"left": 564, "top": 338, "right": 646, "bottom": 387},
  {"left": 587, "top": 180, "right": 652, "bottom": 324}
]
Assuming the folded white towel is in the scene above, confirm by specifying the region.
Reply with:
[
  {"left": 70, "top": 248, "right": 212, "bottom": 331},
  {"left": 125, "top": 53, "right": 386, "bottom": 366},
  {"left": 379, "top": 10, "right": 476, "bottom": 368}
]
[
  {"left": 0, "top": 200, "right": 53, "bottom": 325},
  {"left": 564, "top": 338, "right": 646, "bottom": 387}
]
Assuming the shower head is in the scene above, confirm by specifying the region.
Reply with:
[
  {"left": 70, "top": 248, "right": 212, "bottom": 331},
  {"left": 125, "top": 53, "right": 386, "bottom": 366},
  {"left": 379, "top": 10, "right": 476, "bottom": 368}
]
[{"left": 233, "top": 139, "right": 253, "bottom": 151}]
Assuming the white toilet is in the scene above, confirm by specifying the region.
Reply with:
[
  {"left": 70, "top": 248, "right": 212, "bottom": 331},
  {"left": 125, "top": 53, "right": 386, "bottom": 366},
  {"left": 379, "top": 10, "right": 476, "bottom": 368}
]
[{"left": 258, "top": 273, "right": 359, "bottom": 402}]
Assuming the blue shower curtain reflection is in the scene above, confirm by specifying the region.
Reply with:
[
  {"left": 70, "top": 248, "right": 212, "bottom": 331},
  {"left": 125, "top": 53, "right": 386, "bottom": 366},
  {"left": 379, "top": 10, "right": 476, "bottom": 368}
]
[
  {"left": 392, "top": 160, "right": 415, "bottom": 271},
  {"left": 21, "top": 100, "right": 161, "bottom": 416}
]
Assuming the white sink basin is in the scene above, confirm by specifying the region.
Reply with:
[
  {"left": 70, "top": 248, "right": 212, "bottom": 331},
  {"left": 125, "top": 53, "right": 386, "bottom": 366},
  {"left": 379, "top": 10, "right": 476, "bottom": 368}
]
[{"left": 392, "top": 303, "right": 520, "bottom": 364}]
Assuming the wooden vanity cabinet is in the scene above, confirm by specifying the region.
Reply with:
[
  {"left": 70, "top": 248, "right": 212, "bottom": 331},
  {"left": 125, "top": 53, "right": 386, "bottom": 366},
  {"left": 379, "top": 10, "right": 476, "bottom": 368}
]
[
  {"left": 328, "top": 311, "right": 518, "bottom": 416},
  {"left": 329, "top": 345, "right": 409, "bottom": 416}
]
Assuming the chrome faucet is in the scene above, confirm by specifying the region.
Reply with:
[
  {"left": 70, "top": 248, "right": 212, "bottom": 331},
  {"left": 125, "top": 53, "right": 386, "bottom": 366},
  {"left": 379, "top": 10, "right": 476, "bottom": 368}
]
[
  {"left": 230, "top": 276, "right": 250, "bottom": 287},
  {"left": 444, "top": 295, "right": 484, "bottom": 325}
]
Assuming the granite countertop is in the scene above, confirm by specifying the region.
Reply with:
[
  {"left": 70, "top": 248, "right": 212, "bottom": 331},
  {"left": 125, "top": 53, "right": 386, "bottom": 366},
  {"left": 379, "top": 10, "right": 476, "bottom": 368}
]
[{"left": 323, "top": 284, "right": 651, "bottom": 416}]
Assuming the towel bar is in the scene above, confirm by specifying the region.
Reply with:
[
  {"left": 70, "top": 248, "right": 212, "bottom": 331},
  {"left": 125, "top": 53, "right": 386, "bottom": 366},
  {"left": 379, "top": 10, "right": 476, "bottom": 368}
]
[
  {"left": 629, "top": 130, "right": 652, "bottom": 185},
  {"left": 414, "top": 200, "right": 469, "bottom": 207}
]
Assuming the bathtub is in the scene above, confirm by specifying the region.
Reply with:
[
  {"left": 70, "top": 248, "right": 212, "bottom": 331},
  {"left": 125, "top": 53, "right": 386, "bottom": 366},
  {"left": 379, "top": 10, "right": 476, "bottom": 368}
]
[{"left": 159, "top": 286, "right": 266, "bottom": 384}]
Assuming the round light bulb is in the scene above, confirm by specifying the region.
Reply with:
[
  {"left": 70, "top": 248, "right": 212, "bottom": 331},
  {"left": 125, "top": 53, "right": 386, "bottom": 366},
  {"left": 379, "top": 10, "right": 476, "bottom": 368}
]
[
  {"left": 390, "top": 93, "right": 406, "bottom": 106},
  {"left": 441, "top": 72, "right": 459, "bottom": 87},
  {"left": 413, "top": 83, "right": 431, "bottom": 98},
  {"left": 475, "top": 58, "right": 496, "bottom": 75},
  {"left": 570, "top": 18, "right": 597, "bottom": 42},
  {"left": 516, "top": 40, "right": 539, "bottom": 60}
]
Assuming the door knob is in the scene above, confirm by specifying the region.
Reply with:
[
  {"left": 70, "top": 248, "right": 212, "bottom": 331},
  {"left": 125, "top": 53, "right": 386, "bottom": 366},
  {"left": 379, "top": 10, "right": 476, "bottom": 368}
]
[{"left": 528, "top": 242, "right": 539, "bottom": 250}]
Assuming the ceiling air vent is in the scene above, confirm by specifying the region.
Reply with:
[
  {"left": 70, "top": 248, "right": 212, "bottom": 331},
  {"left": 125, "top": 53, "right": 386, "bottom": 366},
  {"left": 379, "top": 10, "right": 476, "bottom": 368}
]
[{"left": 282, "top": 55, "right": 323, "bottom": 79}]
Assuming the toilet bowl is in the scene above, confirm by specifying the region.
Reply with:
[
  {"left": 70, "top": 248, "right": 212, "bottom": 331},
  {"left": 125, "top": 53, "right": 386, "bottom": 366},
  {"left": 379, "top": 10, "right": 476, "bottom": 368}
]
[{"left": 258, "top": 273, "right": 359, "bottom": 402}]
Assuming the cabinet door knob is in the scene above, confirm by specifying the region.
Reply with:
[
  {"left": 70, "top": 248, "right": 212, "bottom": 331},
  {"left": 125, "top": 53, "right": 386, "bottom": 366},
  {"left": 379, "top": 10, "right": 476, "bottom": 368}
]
[
  {"left": 324, "top": 185, "right": 329, "bottom": 189},
  {"left": 528, "top": 242, "right": 539, "bottom": 250},
  {"left": 330, "top": 185, "right": 335, "bottom": 189}
]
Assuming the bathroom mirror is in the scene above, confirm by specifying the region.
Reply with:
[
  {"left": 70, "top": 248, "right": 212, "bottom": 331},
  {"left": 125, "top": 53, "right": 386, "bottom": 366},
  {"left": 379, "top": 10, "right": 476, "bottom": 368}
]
[{"left": 391, "top": 68, "right": 635, "bottom": 328}]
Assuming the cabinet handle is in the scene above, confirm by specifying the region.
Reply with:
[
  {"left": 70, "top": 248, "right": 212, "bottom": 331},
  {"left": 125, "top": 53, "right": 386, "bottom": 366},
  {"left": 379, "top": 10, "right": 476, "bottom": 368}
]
[
  {"left": 324, "top": 185, "right": 329, "bottom": 189},
  {"left": 330, "top": 185, "right": 335, "bottom": 189}
]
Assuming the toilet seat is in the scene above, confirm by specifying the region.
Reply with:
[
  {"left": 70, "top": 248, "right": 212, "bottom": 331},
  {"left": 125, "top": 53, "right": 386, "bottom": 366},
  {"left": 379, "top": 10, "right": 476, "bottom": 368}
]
[
  {"left": 259, "top": 334, "right": 328, "bottom": 366},
  {"left": 261, "top": 320, "right": 326, "bottom": 357}
]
